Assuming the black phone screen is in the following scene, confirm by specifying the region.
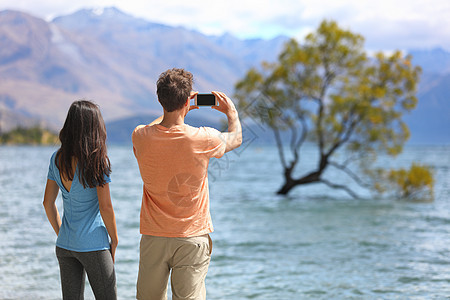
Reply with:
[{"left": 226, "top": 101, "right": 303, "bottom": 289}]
[{"left": 196, "top": 94, "right": 216, "bottom": 106}]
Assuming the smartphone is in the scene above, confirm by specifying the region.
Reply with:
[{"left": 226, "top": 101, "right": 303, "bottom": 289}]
[{"left": 194, "top": 94, "right": 218, "bottom": 106}]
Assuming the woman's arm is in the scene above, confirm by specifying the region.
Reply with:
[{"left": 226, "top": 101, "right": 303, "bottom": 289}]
[
  {"left": 42, "top": 179, "right": 62, "bottom": 235},
  {"left": 97, "top": 183, "right": 119, "bottom": 262}
]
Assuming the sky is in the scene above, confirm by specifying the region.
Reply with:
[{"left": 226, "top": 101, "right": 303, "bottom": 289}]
[{"left": 1, "top": 0, "right": 450, "bottom": 51}]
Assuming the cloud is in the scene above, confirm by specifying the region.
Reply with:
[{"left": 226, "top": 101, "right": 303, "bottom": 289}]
[{"left": 1, "top": 0, "right": 450, "bottom": 50}]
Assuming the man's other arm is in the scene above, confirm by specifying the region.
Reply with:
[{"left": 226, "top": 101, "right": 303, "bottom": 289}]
[{"left": 212, "top": 91, "right": 242, "bottom": 153}]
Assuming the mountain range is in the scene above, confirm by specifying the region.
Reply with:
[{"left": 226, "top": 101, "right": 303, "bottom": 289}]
[
  {"left": 0, "top": 7, "right": 449, "bottom": 145},
  {"left": 0, "top": 7, "right": 286, "bottom": 131}
]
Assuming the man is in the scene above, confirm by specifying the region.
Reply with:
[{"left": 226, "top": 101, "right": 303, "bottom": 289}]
[{"left": 132, "top": 68, "right": 242, "bottom": 299}]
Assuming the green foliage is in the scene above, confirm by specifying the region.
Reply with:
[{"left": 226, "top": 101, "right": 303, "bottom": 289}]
[
  {"left": 0, "top": 126, "right": 59, "bottom": 145},
  {"left": 234, "top": 20, "right": 429, "bottom": 198},
  {"left": 386, "top": 164, "right": 434, "bottom": 201}
]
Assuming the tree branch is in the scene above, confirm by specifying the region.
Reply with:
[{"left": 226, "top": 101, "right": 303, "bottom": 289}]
[
  {"left": 273, "top": 127, "right": 287, "bottom": 169},
  {"left": 341, "top": 151, "right": 362, "bottom": 167},
  {"left": 317, "top": 100, "right": 325, "bottom": 156},
  {"left": 317, "top": 70, "right": 335, "bottom": 157},
  {"left": 287, "top": 112, "right": 309, "bottom": 168},
  {"left": 329, "top": 161, "right": 372, "bottom": 189},
  {"left": 295, "top": 114, "right": 308, "bottom": 151},
  {"left": 288, "top": 117, "right": 299, "bottom": 162},
  {"left": 325, "top": 110, "right": 362, "bottom": 158},
  {"left": 320, "top": 178, "right": 360, "bottom": 199}
]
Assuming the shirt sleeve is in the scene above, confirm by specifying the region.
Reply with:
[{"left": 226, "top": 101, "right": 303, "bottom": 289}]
[
  {"left": 47, "top": 152, "right": 57, "bottom": 181},
  {"left": 203, "top": 127, "right": 227, "bottom": 159},
  {"left": 132, "top": 125, "right": 146, "bottom": 158},
  {"left": 103, "top": 172, "right": 112, "bottom": 184}
]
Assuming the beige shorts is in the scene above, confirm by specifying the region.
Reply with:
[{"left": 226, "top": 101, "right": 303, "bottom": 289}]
[{"left": 136, "top": 234, "right": 212, "bottom": 300}]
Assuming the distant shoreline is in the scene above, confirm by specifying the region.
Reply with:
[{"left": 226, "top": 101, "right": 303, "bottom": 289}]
[{"left": 0, "top": 126, "right": 59, "bottom": 146}]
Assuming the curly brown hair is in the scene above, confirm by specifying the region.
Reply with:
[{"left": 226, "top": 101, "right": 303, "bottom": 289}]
[{"left": 156, "top": 68, "right": 193, "bottom": 112}]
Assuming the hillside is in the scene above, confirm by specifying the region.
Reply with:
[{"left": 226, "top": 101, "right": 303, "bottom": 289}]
[
  {"left": 0, "top": 8, "right": 286, "bottom": 131},
  {"left": 0, "top": 126, "right": 58, "bottom": 145},
  {"left": 0, "top": 7, "right": 449, "bottom": 144}
]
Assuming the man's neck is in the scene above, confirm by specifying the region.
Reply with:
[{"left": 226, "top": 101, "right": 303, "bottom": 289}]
[{"left": 159, "top": 109, "right": 185, "bottom": 128}]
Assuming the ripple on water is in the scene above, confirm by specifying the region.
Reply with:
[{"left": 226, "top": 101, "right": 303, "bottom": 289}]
[{"left": 2, "top": 145, "right": 450, "bottom": 299}]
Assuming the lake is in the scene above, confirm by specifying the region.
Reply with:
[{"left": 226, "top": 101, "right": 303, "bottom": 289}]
[{"left": 0, "top": 145, "right": 449, "bottom": 299}]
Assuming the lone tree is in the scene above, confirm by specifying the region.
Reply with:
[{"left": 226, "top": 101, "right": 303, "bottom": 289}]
[{"left": 235, "top": 20, "right": 433, "bottom": 199}]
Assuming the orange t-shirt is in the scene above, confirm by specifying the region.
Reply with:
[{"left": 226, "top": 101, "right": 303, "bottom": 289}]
[{"left": 132, "top": 123, "right": 226, "bottom": 237}]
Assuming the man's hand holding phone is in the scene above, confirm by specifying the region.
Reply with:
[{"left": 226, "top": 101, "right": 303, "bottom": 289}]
[
  {"left": 211, "top": 91, "right": 242, "bottom": 152},
  {"left": 211, "top": 91, "right": 238, "bottom": 118},
  {"left": 185, "top": 92, "right": 199, "bottom": 117},
  {"left": 191, "top": 91, "right": 241, "bottom": 152}
]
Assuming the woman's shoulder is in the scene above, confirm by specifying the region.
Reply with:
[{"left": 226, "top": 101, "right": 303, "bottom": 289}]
[{"left": 48, "top": 149, "right": 59, "bottom": 164}]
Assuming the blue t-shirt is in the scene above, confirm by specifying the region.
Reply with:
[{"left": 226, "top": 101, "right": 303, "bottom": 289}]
[{"left": 47, "top": 151, "right": 111, "bottom": 252}]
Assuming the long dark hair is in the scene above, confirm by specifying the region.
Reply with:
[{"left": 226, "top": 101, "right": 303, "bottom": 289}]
[{"left": 56, "top": 100, "right": 111, "bottom": 188}]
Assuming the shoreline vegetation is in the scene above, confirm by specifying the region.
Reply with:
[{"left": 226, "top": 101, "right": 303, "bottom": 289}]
[{"left": 0, "top": 126, "right": 59, "bottom": 145}]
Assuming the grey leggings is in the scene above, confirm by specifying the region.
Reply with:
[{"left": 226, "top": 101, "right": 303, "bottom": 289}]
[{"left": 56, "top": 246, "right": 117, "bottom": 300}]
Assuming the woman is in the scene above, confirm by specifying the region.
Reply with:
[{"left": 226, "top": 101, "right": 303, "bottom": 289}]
[{"left": 42, "top": 100, "right": 118, "bottom": 299}]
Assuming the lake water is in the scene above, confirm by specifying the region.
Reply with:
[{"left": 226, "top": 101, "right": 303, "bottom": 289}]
[{"left": 0, "top": 145, "right": 449, "bottom": 299}]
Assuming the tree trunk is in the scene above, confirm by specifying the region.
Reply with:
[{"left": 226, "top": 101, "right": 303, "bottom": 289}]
[
  {"left": 276, "top": 170, "right": 322, "bottom": 195},
  {"left": 277, "top": 178, "right": 297, "bottom": 195}
]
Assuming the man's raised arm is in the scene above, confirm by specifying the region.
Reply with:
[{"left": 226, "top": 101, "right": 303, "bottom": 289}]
[{"left": 212, "top": 91, "right": 242, "bottom": 153}]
